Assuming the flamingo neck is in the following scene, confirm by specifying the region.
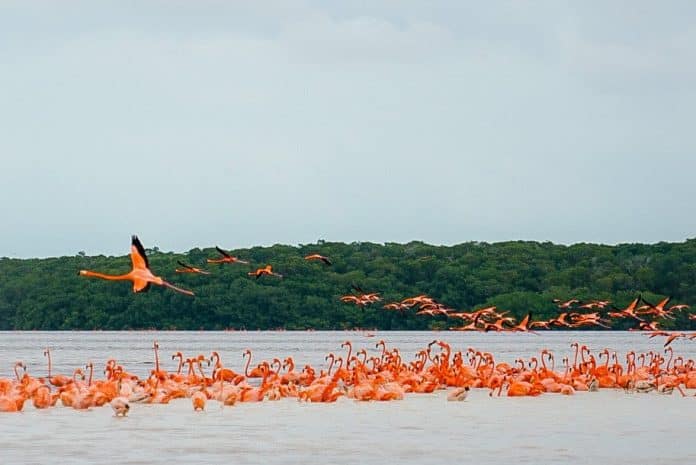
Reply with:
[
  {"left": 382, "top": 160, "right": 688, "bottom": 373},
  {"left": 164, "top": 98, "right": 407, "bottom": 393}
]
[
  {"left": 344, "top": 344, "right": 353, "bottom": 369},
  {"left": 80, "top": 270, "right": 131, "bottom": 281},
  {"left": 197, "top": 362, "right": 206, "bottom": 379},
  {"left": 244, "top": 352, "right": 252, "bottom": 377},
  {"left": 572, "top": 347, "right": 578, "bottom": 369},
  {"left": 46, "top": 351, "right": 52, "bottom": 378}
]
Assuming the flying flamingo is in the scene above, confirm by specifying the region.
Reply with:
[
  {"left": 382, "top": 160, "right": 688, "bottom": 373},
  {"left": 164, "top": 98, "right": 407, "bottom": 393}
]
[
  {"left": 175, "top": 261, "right": 210, "bottom": 275},
  {"left": 553, "top": 299, "right": 579, "bottom": 309},
  {"left": 79, "top": 236, "right": 194, "bottom": 296},
  {"left": 607, "top": 297, "right": 644, "bottom": 321},
  {"left": 304, "top": 254, "right": 332, "bottom": 266},
  {"left": 510, "top": 312, "right": 535, "bottom": 333},
  {"left": 671, "top": 304, "right": 690, "bottom": 312},
  {"left": 207, "top": 246, "right": 249, "bottom": 265},
  {"left": 248, "top": 265, "right": 283, "bottom": 279}
]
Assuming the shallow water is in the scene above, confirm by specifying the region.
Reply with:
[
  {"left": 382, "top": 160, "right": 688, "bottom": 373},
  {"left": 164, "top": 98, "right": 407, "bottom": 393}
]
[{"left": 1, "top": 331, "right": 695, "bottom": 465}]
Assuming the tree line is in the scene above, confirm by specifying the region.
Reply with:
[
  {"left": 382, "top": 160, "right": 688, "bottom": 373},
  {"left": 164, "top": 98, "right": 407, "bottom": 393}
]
[{"left": 0, "top": 239, "right": 694, "bottom": 330}]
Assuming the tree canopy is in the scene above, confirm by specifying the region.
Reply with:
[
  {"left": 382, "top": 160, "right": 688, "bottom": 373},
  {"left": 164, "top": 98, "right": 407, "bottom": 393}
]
[{"left": 0, "top": 239, "right": 694, "bottom": 330}]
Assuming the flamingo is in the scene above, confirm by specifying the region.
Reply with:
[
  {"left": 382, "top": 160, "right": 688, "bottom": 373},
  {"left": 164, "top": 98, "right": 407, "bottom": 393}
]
[
  {"left": 79, "top": 236, "right": 194, "bottom": 296},
  {"left": 243, "top": 349, "right": 264, "bottom": 378},
  {"left": 192, "top": 391, "right": 207, "bottom": 411},
  {"left": 510, "top": 312, "right": 535, "bottom": 332},
  {"left": 447, "top": 386, "right": 470, "bottom": 401},
  {"left": 553, "top": 299, "right": 579, "bottom": 309},
  {"left": 637, "top": 296, "right": 674, "bottom": 318},
  {"left": 32, "top": 385, "right": 52, "bottom": 409},
  {"left": 44, "top": 348, "right": 72, "bottom": 387},
  {"left": 175, "top": 261, "right": 210, "bottom": 275},
  {"left": 607, "top": 297, "right": 644, "bottom": 321},
  {"left": 110, "top": 397, "right": 130, "bottom": 416},
  {"left": 207, "top": 246, "right": 249, "bottom": 265},
  {"left": 450, "top": 315, "right": 483, "bottom": 332},
  {"left": 304, "top": 254, "right": 332, "bottom": 266},
  {"left": 210, "top": 352, "right": 245, "bottom": 384},
  {"left": 0, "top": 394, "right": 25, "bottom": 412},
  {"left": 341, "top": 341, "right": 353, "bottom": 369},
  {"left": 150, "top": 341, "right": 169, "bottom": 380},
  {"left": 248, "top": 265, "right": 283, "bottom": 279}
]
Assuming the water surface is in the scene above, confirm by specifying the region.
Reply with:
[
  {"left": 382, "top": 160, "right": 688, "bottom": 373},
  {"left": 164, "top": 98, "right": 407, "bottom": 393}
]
[{"left": 1, "top": 331, "right": 694, "bottom": 465}]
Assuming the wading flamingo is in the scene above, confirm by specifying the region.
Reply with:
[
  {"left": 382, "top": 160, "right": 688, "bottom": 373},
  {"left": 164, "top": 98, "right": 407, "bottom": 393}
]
[
  {"left": 110, "top": 397, "right": 130, "bottom": 416},
  {"left": 192, "top": 391, "right": 206, "bottom": 411},
  {"left": 44, "top": 348, "right": 72, "bottom": 387}
]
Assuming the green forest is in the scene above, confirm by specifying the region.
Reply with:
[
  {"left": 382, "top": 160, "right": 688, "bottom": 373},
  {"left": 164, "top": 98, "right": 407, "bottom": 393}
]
[{"left": 1, "top": 239, "right": 694, "bottom": 330}]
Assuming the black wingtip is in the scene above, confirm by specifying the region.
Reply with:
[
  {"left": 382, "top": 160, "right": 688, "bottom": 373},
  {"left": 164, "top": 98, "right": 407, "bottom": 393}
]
[
  {"left": 215, "top": 246, "right": 231, "bottom": 258},
  {"left": 131, "top": 235, "right": 149, "bottom": 267}
]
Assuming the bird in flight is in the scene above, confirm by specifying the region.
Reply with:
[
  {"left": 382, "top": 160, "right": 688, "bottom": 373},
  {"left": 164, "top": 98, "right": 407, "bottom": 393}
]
[
  {"left": 304, "top": 254, "right": 332, "bottom": 266},
  {"left": 248, "top": 265, "right": 283, "bottom": 280},
  {"left": 175, "top": 261, "right": 210, "bottom": 275},
  {"left": 207, "top": 246, "right": 249, "bottom": 265},
  {"left": 79, "top": 236, "right": 194, "bottom": 296}
]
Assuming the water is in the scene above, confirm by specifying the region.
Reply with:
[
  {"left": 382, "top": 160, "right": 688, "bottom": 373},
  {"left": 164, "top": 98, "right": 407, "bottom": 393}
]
[{"left": 1, "top": 331, "right": 695, "bottom": 465}]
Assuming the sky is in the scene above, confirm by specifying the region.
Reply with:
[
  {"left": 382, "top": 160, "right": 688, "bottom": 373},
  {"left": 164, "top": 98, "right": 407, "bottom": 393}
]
[{"left": 1, "top": 1, "right": 695, "bottom": 258}]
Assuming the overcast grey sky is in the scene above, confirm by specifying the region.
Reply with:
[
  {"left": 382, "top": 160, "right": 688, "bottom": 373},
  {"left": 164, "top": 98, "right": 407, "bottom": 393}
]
[{"left": 1, "top": 1, "right": 695, "bottom": 258}]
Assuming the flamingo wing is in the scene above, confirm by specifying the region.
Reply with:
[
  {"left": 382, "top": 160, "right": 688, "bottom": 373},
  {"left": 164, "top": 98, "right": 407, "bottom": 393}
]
[
  {"left": 131, "top": 236, "right": 150, "bottom": 270},
  {"left": 627, "top": 297, "right": 640, "bottom": 311},
  {"left": 215, "top": 246, "right": 232, "bottom": 258}
]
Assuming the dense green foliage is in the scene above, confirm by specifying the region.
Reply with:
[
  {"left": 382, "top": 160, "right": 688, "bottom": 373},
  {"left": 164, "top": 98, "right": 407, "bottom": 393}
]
[{"left": 1, "top": 239, "right": 694, "bottom": 330}]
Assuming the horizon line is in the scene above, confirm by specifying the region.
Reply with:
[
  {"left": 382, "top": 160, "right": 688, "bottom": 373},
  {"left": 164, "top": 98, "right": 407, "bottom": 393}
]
[{"left": 2, "top": 236, "right": 694, "bottom": 261}]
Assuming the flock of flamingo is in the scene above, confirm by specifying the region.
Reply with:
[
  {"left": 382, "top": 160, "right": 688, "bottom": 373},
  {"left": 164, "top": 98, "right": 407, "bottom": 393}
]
[
  {"left": 2, "top": 338, "right": 696, "bottom": 415},
  {"left": 78, "top": 236, "right": 692, "bottom": 337},
  {"left": 2, "top": 235, "right": 694, "bottom": 414}
]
